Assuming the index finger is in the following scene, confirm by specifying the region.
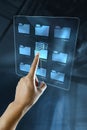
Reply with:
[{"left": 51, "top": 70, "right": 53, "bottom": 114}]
[{"left": 28, "top": 53, "right": 39, "bottom": 77}]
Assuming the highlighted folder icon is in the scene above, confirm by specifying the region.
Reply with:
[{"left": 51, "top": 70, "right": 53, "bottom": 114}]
[
  {"left": 34, "top": 42, "right": 48, "bottom": 60},
  {"left": 52, "top": 51, "right": 68, "bottom": 64},
  {"left": 50, "top": 70, "right": 65, "bottom": 82},
  {"left": 35, "top": 24, "right": 50, "bottom": 36},
  {"left": 36, "top": 67, "right": 46, "bottom": 77},
  {"left": 54, "top": 26, "right": 71, "bottom": 39},
  {"left": 19, "top": 45, "right": 31, "bottom": 56},
  {"left": 20, "top": 63, "right": 30, "bottom": 72},
  {"left": 18, "top": 23, "right": 30, "bottom": 34}
]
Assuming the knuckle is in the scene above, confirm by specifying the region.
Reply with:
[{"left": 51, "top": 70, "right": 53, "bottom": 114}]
[{"left": 38, "top": 88, "right": 43, "bottom": 93}]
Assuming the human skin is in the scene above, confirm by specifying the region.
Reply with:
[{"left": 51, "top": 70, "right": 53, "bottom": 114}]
[{"left": 0, "top": 53, "right": 47, "bottom": 130}]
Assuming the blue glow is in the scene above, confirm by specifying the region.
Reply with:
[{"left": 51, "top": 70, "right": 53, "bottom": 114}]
[
  {"left": 18, "top": 23, "right": 30, "bottom": 34},
  {"left": 54, "top": 26, "right": 71, "bottom": 39},
  {"left": 34, "top": 42, "right": 48, "bottom": 60},
  {"left": 35, "top": 24, "right": 50, "bottom": 36},
  {"left": 36, "top": 67, "right": 46, "bottom": 77},
  {"left": 50, "top": 70, "right": 65, "bottom": 82},
  {"left": 19, "top": 63, "right": 30, "bottom": 72},
  {"left": 52, "top": 51, "right": 68, "bottom": 64},
  {"left": 50, "top": 95, "right": 65, "bottom": 130},
  {"left": 19, "top": 45, "right": 31, "bottom": 56}
]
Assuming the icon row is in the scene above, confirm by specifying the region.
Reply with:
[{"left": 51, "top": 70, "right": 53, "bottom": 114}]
[
  {"left": 19, "top": 62, "right": 65, "bottom": 83},
  {"left": 18, "top": 23, "right": 71, "bottom": 39},
  {"left": 19, "top": 44, "right": 68, "bottom": 64}
]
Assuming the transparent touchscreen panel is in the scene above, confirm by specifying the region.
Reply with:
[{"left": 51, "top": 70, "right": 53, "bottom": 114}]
[{"left": 14, "top": 16, "right": 79, "bottom": 90}]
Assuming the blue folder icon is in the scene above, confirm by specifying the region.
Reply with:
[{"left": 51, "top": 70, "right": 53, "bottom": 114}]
[
  {"left": 36, "top": 67, "right": 46, "bottom": 77},
  {"left": 54, "top": 26, "right": 71, "bottom": 39},
  {"left": 19, "top": 45, "right": 31, "bottom": 56},
  {"left": 35, "top": 24, "right": 50, "bottom": 36},
  {"left": 20, "top": 63, "right": 30, "bottom": 72},
  {"left": 18, "top": 23, "right": 30, "bottom": 34},
  {"left": 34, "top": 42, "right": 48, "bottom": 60},
  {"left": 50, "top": 70, "right": 65, "bottom": 82},
  {"left": 52, "top": 51, "right": 68, "bottom": 64}
]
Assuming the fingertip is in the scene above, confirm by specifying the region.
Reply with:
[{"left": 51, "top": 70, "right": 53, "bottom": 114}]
[{"left": 36, "top": 52, "right": 40, "bottom": 57}]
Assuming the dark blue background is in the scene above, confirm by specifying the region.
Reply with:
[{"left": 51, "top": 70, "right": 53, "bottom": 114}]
[{"left": 0, "top": 0, "right": 87, "bottom": 130}]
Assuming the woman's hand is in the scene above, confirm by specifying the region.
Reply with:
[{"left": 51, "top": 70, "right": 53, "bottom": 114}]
[
  {"left": 0, "top": 54, "right": 47, "bottom": 130},
  {"left": 14, "top": 53, "right": 47, "bottom": 109}
]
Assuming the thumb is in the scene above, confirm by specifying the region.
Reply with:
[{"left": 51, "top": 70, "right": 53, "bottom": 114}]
[{"left": 38, "top": 81, "right": 47, "bottom": 94}]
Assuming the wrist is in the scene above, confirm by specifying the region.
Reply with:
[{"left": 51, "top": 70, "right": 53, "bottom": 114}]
[{"left": 13, "top": 100, "right": 32, "bottom": 115}]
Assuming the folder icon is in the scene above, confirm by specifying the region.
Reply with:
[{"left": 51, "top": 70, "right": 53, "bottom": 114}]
[
  {"left": 34, "top": 42, "right": 48, "bottom": 60},
  {"left": 52, "top": 51, "right": 68, "bottom": 64},
  {"left": 19, "top": 45, "right": 31, "bottom": 56},
  {"left": 36, "top": 67, "right": 46, "bottom": 77},
  {"left": 54, "top": 26, "right": 71, "bottom": 39},
  {"left": 20, "top": 63, "right": 30, "bottom": 72},
  {"left": 18, "top": 23, "right": 30, "bottom": 34},
  {"left": 35, "top": 24, "right": 50, "bottom": 36},
  {"left": 50, "top": 70, "right": 65, "bottom": 82}
]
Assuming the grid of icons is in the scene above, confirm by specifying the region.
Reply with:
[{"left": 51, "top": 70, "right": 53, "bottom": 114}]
[{"left": 14, "top": 16, "right": 79, "bottom": 90}]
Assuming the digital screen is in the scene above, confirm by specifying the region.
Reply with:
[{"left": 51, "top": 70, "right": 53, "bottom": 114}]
[
  {"left": 19, "top": 63, "right": 30, "bottom": 72},
  {"left": 35, "top": 24, "right": 50, "bottom": 36},
  {"left": 19, "top": 45, "right": 31, "bottom": 56},
  {"left": 54, "top": 26, "right": 71, "bottom": 39},
  {"left": 36, "top": 67, "right": 46, "bottom": 77},
  {"left": 50, "top": 70, "right": 65, "bottom": 82},
  {"left": 52, "top": 51, "right": 68, "bottom": 64},
  {"left": 18, "top": 23, "right": 30, "bottom": 34},
  {"left": 14, "top": 16, "right": 79, "bottom": 90},
  {"left": 34, "top": 42, "right": 48, "bottom": 60}
]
